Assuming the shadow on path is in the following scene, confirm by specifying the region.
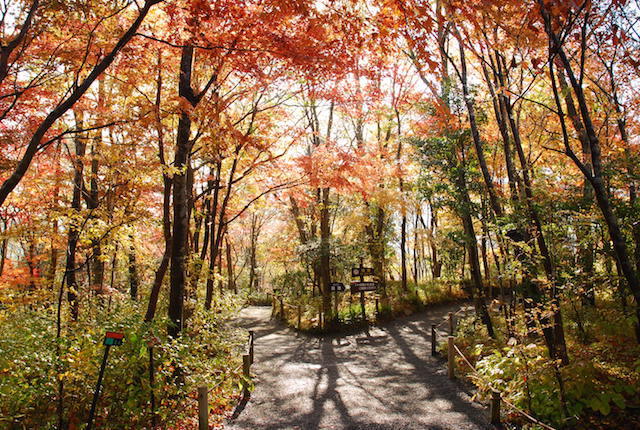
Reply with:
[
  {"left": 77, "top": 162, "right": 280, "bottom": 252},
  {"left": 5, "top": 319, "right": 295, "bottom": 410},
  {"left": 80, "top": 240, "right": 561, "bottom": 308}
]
[{"left": 227, "top": 303, "right": 492, "bottom": 430}]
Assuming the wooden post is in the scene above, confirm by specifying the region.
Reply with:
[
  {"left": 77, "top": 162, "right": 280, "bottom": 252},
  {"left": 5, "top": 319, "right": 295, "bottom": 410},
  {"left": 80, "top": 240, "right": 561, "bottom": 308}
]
[
  {"left": 197, "top": 386, "right": 208, "bottom": 430},
  {"left": 375, "top": 298, "right": 379, "bottom": 318},
  {"left": 447, "top": 336, "right": 455, "bottom": 379},
  {"left": 248, "top": 330, "right": 254, "bottom": 365},
  {"left": 490, "top": 389, "right": 501, "bottom": 425},
  {"left": 359, "top": 258, "right": 366, "bottom": 323},
  {"left": 297, "top": 305, "right": 302, "bottom": 329},
  {"left": 242, "top": 354, "right": 251, "bottom": 397},
  {"left": 431, "top": 324, "right": 437, "bottom": 356},
  {"left": 279, "top": 297, "right": 284, "bottom": 320},
  {"left": 448, "top": 312, "right": 454, "bottom": 335},
  {"left": 271, "top": 295, "right": 275, "bottom": 317}
]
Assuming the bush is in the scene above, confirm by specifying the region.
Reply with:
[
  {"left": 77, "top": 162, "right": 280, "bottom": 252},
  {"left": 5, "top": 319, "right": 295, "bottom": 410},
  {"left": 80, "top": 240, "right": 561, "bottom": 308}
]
[{"left": 0, "top": 297, "right": 245, "bottom": 429}]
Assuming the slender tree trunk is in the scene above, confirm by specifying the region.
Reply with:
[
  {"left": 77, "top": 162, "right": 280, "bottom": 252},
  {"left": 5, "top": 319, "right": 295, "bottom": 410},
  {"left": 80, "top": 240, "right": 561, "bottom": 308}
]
[
  {"left": 367, "top": 205, "right": 387, "bottom": 300},
  {"left": 88, "top": 79, "right": 104, "bottom": 295},
  {"left": 319, "top": 188, "right": 332, "bottom": 323},
  {"left": 413, "top": 212, "right": 419, "bottom": 285},
  {"left": 248, "top": 213, "right": 258, "bottom": 294},
  {"left": 557, "top": 69, "right": 595, "bottom": 305},
  {"left": 424, "top": 207, "right": 441, "bottom": 278},
  {"left": 226, "top": 236, "right": 236, "bottom": 293},
  {"left": 0, "top": 231, "right": 6, "bottom": 277},
  {"left": 48, "top": 145, "right": 62, "bottom": 287},
  {"left": 66, "top": 112, "right": 86, "bottom": 321},
  {"left": 168, "top": 46, "right": 195, "bottom": 338},
  {"left": 395, "top": 109, "right": 408, "bottom": 292},
  {"left": 501, "top": 55, "right": 569, "bottom": 364},
  {"left": 455, "top": 154, "right": 495, "bottom": 338},
  {"left": 145, "top": 53, "right": 172, "bottom": 322},
  {"left": 481, "top": 55, "right": 520, "bottom": 203},
  {"left": 128, "top": 236, "right": 139, "bottom": 301},
  {"left": 217, "top": 233, "right": 224, "bottom": 294},
  {"left": 187, "top": 189, "right": 211, "bottom": 301},
  {"left": 110, "top": 243, "right": 118, "bottom": 293},
  {"left": 204, "top": 161, "right": 222, "bottom": 310},
  {"left": 457, "top": 37, "right": 504, "bottom": 220}
]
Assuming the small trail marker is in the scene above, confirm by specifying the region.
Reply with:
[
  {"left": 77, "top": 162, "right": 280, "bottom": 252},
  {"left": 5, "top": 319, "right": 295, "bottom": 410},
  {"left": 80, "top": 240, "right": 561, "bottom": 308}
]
[{"left": 87, "top": 331, "right": 124, "bottom": 430}]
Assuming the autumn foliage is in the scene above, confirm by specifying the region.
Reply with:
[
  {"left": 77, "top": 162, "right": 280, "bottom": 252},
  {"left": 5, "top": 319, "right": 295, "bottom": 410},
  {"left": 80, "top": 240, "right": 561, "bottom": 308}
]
[{"left": 1, "top": 0, "right": 640, "bottom": 428}]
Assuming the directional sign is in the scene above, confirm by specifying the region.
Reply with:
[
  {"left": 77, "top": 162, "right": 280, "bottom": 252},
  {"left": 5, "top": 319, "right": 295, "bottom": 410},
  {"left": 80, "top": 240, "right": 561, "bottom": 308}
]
[
  {"left": 351, "top": 267, "right": 374, "bottom": 277},
  {"left": 330, "top": 282, "right": 345, "bottom": 292},
  {"left": 103, "top": 331, "right": 124, "bottom": 346},
  {"left": 350, "top": 281, "right": 378, "bottom": 293}
]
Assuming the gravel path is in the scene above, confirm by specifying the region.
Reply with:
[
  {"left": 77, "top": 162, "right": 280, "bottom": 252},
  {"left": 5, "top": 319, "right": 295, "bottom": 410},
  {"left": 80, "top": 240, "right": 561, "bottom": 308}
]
[{"left": 227, "top": 302, "right": 492, "bottom": 430}]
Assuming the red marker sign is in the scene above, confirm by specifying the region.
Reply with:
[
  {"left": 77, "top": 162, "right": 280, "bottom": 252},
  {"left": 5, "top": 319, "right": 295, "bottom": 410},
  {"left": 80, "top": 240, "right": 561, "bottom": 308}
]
[
  {"left": 88, "top": 331, "right": 125, "bottom": 429},
  {"left": 104, "top": 331, "right": 124, "bottom": 346}
]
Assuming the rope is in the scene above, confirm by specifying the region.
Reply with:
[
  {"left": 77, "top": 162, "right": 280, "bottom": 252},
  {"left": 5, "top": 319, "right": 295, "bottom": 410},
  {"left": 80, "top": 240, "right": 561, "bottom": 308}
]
[
  {"left": 450, "top": 344, "right": 557, "bottom": 430},
  {"left": 453, "top": 344, "right": 478, "bottom": 374},
  {"left": 158, "top": 331, "right": 252, "bottom": 425},
  {"left": 501, "top": 397, "right": 557, "bottom": 430},
  {"left": 434, "top": 307, "right": 472, "bottom": 329}
]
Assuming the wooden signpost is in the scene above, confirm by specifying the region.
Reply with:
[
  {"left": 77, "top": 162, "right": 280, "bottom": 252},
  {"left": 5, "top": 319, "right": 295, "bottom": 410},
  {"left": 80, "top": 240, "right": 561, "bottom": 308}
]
[{"left": 351, "top": 259, "right": 377, "bottom": 322}]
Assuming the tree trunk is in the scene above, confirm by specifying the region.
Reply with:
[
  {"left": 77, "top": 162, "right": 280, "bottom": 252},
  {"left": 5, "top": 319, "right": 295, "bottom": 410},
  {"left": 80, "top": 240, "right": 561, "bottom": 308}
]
[
  {"left": 413, "top": 212, "right": 419, "bottom": 285},
  {"left": 319, "top": 187, "right": 332, "bottom": 324},
  {"left": 204, "top": 161, "right": 222, "bottom": 310},
  {"left": 226, "top": 236, "right": 236, "bottom": 293},
  {"left": 457, "top": 37, "right": 504, "bottom": 220},
  {"left": 556, "top": 69, "right": 595, "bottom": 305},
  {"left": 145, "top": 53, "right": 172, "bottom": 322},
  {"left": 248, "top": 213, "right": 258, "bottom": 294},
  {"left": 0, "top": 232, "right": 6, "bottom": 277},
  {"left": 481, "top": 54, "right": 520, "bottom": 203},
  {"left": 396, "top": 109, "right": 408, "bottom": 292},
  {"left": 367, "top": 205, "right": 387, "bottom": 300},
  {"left": 455, "top": 156, "right": 495, "bottom": 338},
  {"left": 88, "top": 79, "right": 104, "bottom": 295},
  {"left": 424, "top": 207, "right": 441, "bottom": 279},
  {"left": 168, "top": 46, "right": 195, "bottom": 338},
  {"left": 66, "top": 111, "right": 86, "bottom": 322},
  {"left": 501, "top": 55, "right": 569, "bottom": 364},
  {"left": 128, "top": 236, "right": 139, "bottom": 301}
]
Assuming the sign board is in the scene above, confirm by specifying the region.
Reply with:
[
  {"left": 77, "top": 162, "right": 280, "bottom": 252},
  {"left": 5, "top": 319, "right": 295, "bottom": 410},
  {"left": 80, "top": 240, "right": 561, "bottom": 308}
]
[
  {"left": 329, "top": 282, "right": 345, "bottom": 292},
  {"left": 350, "top": 281, "right": 377, "bottom": 293},
  {"left": 104, "top": 331, "right": 124, "bottom": 346},
  {"left": 351, "top": 267, "right": 374, "bottom": 277}
]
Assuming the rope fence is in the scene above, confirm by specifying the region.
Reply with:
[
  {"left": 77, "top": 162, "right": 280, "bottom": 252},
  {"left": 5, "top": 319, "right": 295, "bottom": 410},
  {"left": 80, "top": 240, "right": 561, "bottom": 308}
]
[
  {"left": 156, "top": 328, "right": 255, "bottom": 429},
  {"left": 194, "top": 329, "right": 255, "bottom": 429},
  {"left": 434, "top": 311, "right": 557, "bottom": 430}
]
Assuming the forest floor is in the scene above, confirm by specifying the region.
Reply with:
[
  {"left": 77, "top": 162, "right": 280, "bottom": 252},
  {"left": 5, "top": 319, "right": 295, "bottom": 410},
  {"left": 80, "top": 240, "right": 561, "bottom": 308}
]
[{"left": 227, "top": 302, "right": 493, "bottom": 430}]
